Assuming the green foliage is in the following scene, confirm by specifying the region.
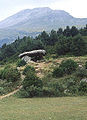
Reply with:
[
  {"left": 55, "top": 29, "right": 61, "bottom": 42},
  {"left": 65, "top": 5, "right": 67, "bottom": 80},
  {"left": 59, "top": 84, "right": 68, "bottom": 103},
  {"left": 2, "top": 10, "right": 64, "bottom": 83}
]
[
  {"left": 52, "top": 67, "right": 64, "bottom": 78},
  {"left": 49, "top": 30, "right": 58, "bottom": 45},
  {"left": 48, "top": 82, "right": 65, "bottom": 96},
  {"left": 70, "top": 26, "right": 79, "bottom": 37},
  {"left": 75, "top": 68, "right": 87, "bottom": 79},
  {"left": 63, "top": 26, "right": 71, "bottom": 37},
  {"left": 65, "top": 77, "right": 79, "bottom": 94},
  {"left": 0, "top": 25, "right": 87, "bottom": 64},
  {"left": 59, "top": 59, "right": 78, "bottom": 74},
  {"left": 37, "top": 31, "right": 50, "bottom": 45},
  {"left": 0, "top": 70, "right": 3, "bottom": 79},
  {"left": 42, "top": 74, "right": 66, "bottom": 97},
  {"left": 41, "top": 87, "right": 55, "bottom": 97},
  {"left": 55, "top": 34, "right": 86, "bottom": 56},
  {"left": 80, "top": 24, "right": 87, "bottom": 36},
  {"left": 23, "top": 65, "right": 35, "bottom": 75},
  {"left": 71, "top": 35, "right": 86, "bottom": 56},
  {"left": 79, "top": 81, "right": 87, "bottom": 93},
  {"left": 55, "top": 36, "right": 72, "bottom": 56},
  {"left": 20, "top": 85, "right": 43, "bottom": 98},
  {"left": 17, "top": 59, "right": 26, "bottom": 67},
  {"left": 1, "top": 66, "right": 21, "bottom": 82},
  {"left": 23, "top": 72, "right": 43, "bottom": 89},
  {"left": 22, "top": 72, "right": 43, "bottom": 97},
  {"left": 0, "top": 87, "right": 5, "bottom": 95},
  {"left": 85, "top": 61, "right": 87, "bottom": 69},
  {"left": 0, "top": 36, "right": 44, "bottom": 62}
]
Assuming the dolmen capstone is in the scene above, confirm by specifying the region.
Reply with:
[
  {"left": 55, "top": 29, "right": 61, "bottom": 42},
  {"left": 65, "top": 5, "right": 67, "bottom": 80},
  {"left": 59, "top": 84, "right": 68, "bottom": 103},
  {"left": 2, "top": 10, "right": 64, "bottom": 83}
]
[{"left": 19, "top": 49, "right": 46, "bottom": 63}]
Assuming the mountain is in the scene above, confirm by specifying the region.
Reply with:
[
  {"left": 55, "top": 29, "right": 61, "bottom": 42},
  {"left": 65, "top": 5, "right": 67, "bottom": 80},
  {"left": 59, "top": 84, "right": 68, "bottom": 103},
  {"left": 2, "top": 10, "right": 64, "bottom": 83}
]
[{"left": 0, "top": 7, "right": 87, "bottom": 46}]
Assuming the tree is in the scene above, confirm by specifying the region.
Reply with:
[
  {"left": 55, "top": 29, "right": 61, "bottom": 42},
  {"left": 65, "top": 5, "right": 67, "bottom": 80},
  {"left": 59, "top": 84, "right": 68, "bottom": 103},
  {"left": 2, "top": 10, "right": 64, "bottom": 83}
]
[
  {"left": 59, "top": 59, "right": 78, "bottom": 74},
  {"left": 63, "top": 26, "right": 71, "bottom": 37},
  {"left": 1, "top": 66, "right": 21, "bottom": 82},
  {"left": 71, "top": 26, "right": 79, "bottom": 37},
  {"left": 22, "top": 72, "right": 43, "bottom": 97},
  {"left": 55, "top": 36, "right": 72, "bottom": 55},
  {"left": 57, "top": 28, "right": 63, "bottom": 36},
  {"left": 23, "top": 72, "right": 43, "bottom": 90},
  {"left": 37, "top": 31, "right": 50, "bottom": 45},
  {"left": 49, "top": 30, "right": 58, "bottom": 45},
  {"left": 71, "top": 35, "right": 87, "bottom": 56},
  {"left": 1, "top": 45, "right": 15, "bottom": 59}
]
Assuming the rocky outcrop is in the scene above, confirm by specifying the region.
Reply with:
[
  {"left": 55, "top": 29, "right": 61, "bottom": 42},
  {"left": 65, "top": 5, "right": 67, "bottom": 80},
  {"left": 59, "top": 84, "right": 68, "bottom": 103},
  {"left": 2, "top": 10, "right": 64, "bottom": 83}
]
[
  {"left": 21, "top": 56, "right": 31, "bottom": 63},
  {"left": 19, "top": 49, "right": 46, "bottom": 62}
]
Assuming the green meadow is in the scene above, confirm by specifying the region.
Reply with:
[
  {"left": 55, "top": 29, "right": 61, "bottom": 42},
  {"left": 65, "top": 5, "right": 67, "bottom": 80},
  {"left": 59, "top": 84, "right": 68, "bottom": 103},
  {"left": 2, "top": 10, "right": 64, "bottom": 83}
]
[{"left": 0, "top": 96, "right": 87, "bottom": 120}]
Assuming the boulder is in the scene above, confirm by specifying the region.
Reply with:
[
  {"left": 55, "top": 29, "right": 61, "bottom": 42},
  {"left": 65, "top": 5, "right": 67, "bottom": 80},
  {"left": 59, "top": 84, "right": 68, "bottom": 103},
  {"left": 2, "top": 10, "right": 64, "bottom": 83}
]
[
  {"left": 22, "top": 56, "right": 31, "bottom": 63},
  {"left": 19, "top": 49, "right": 46, "bottom": 62}
]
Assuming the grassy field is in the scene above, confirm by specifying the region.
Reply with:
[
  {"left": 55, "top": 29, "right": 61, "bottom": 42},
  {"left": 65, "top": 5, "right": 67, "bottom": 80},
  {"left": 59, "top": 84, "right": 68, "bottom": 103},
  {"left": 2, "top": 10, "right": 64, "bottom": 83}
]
[{"left": 0, "top": 96, "right": 87, "bottom": 120}]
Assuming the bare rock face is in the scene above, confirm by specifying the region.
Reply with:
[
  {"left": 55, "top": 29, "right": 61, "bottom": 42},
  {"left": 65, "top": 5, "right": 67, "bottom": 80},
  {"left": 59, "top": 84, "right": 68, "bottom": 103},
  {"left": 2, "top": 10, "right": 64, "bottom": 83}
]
[
  {"left": 22, "top": 56, "right": 31, "bottom": 63},
  {"left": 81, "top": 78, "right": 87, "bottom": 83},
  {"left": 19, "top": 49, "right": 46, "bottom": 62}
]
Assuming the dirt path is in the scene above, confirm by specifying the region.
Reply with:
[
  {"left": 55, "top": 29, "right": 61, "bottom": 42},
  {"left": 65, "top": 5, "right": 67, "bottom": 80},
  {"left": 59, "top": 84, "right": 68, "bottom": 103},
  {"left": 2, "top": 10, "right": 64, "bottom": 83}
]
[{"left": 0, "top": 86, "right": 22, "bottom": 100}]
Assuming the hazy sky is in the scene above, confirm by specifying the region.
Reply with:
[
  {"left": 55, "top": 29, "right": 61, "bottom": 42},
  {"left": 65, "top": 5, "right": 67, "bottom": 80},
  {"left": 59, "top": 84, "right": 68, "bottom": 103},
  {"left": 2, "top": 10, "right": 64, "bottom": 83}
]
[{"left": 0, "top": 0, "right": 87, "bottom": 21}]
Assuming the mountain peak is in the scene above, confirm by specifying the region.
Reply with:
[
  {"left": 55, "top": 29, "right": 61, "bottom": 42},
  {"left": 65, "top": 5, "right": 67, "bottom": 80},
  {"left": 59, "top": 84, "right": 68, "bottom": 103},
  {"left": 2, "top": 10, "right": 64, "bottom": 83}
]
[{"left": 32, "top": 7, "right": 52, "bottom": 10}]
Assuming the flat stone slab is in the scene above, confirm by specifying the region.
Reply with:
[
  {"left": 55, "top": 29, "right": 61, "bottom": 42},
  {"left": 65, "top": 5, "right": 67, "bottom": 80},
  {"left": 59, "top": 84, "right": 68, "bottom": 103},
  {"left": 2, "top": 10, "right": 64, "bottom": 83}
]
[{"left": 19, "top": 49, "right": 46, "bottom": 58}]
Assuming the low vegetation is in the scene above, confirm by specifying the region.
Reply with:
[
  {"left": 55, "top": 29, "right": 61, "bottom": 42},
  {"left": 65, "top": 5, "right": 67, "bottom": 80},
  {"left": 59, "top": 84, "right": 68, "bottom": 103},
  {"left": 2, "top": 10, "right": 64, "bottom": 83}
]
[
  {"left": 23, "top": 65, "right": 35, "bottom": 75},
  {"left": 0, "top": 65, "right": 21, "bottom": 95},
  {"left": 0, "top": 96, "right": 87, "bottom": 120},
  {"left": 0, "top": 25, "right": 87, "bottom": 97},
  {"left": 17, "top": 59, "right": 26, "bottom": 67}
]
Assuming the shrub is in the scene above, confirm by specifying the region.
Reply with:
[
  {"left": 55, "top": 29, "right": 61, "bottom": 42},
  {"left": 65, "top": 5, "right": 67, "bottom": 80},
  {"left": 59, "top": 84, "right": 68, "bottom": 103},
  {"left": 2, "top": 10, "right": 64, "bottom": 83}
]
[
  {"left": 20, "top": 85, "right": 43, "bottom": 98},
  {"left": 1, "top": 66, "right": 21, "bottom": 82},
  {"left": 17, "top": 59, "right": 26, "bottom": 67},
  {"left": 23, "top": 72, "right": 43, "bottom": 89},
  {"left": 0, "top": 70, "right": 3, "bottom": 79},
  {"left": 52, "top": 67, "right": 64, "bottom": 78},
  {"left": 23, "top": 65, "right": 35, "bottom": 75},
  {"left": 75, "top": 68, "right": 87, "bottom": 79},
  {"left": 42, "top": 87, "right": 55, "bottom": 97},
  {"left": 66, "top": 77, "right": 79, "bottom": 94},
  {"left": 79, "top": 81, "right": 87, "bottom": 93},
  {"left": 59, "top": 59, "right": 78, "bottom": 74},
  {"left": 22, "top": 72, "right": 43, "bottom": 97},
  {"left": 0, "top": 87, "right": 5, "bottom": 95},
  {"left": 85, "top": 61, "right": 87, "bottom": 69},
  {"left": 71, "top": 35, "right": 86, "bottom": 56},
  {"left": 49, "top": 82, "right": 65, "bottom": 96}
]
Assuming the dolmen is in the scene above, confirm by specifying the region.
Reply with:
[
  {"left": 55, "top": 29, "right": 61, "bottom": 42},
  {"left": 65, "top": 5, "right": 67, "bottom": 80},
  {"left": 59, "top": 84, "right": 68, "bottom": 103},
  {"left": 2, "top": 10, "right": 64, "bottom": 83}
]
[{"left": 19, "top": 49, "right": 46, "bottom": 63}]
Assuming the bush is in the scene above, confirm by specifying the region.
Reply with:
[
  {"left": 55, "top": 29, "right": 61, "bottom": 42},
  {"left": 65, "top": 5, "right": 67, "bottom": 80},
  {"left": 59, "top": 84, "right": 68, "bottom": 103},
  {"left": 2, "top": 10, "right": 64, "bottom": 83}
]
[
  {"left": 0, "top": 70, "right": 3, "bottom": 79},
  {"left": 42, "top": 87, "right": 55, "bottom": 97},
  {"left": 71, "top": 35, "right": 86, "bottom": 56},
  {"left": 20, "top": 85, "right": 43, "bottom": 98},
  {"left": 52, "top": 67, "right": 64, "bottom": 78},
  {"left": 17, "top": 59, "right": 26, "bottom": 67},
  {"left": 79, "top": 81, "right": 87, "bottom": 93},
  {"left": 85, "top": 61, "right": 87, "bottom": 69},
  {"left": 59, "top": 59, "right": 78, "bottom": 74},
  {"left": 1, "top": 66, "right": 21, "bottom": 82},
  {"left": 23, "top": 65, "right": 35, "bottom": 75},
  {"left": 49, "top": 82, "right": 65, "bottom": 96},
  {"left": 22, "top": 72, "right": 43, "bottom": 97},
  {"left": 0, "top": 87, "right": 5, "bottom": 95},
  {"left": 75, "top": 68, "right": 87, "bottom": 79},
  {"left": 66, "top": 77, "right": 79, "bottom": 94},
  {"left": 23, "top": 72, "right": 43, "bottom": 89}
]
